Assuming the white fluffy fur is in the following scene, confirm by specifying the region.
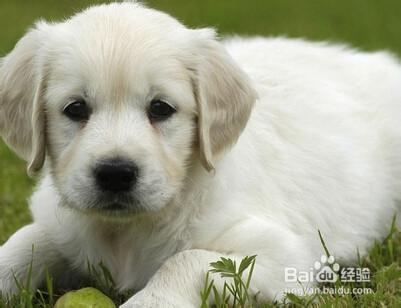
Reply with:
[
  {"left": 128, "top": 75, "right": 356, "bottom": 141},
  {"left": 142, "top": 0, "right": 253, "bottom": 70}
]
[{"left": 1, "top": 2, "right": 401, "bottom": 307}]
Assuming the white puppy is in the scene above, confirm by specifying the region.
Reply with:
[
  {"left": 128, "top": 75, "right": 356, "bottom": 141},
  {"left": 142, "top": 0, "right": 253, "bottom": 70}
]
[{"left": 1, "top": 2, "right": 401, "bottom": 307}]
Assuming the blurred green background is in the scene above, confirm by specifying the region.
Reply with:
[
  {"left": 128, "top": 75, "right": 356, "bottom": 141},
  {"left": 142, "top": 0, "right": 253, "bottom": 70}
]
[{"left": 1, "top": 0, "right": 401, "bottom": 243}]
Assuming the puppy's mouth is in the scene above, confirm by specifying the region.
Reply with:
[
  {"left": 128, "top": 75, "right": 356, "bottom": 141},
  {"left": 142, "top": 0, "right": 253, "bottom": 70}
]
[
  {"left": 95, "top": 194, "right": 147, "bottom": 216},
  {"left": 103, "top": 203, "right": 127, "bottom": 211},
  {"left": 84, "top": 202, "right": 146, "bottom": 219},
  {"left": 68, "top": 191, "right": 148, "bottom": 217}
]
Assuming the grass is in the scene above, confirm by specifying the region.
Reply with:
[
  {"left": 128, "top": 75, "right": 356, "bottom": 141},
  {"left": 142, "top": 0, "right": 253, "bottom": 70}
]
[
  {"left": 0, "top": 0, "right": 401, "bottom": 307},
  {"left": 1, "top": 224, "right": 400, "bottom": 307},
  {"left": 198, "top": 223, "right": 401, "bottom": 308}
]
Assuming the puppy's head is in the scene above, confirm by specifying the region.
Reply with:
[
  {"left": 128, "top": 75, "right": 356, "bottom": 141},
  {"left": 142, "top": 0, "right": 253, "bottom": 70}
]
[{"left": 0, "top": 3, "right": 256, "bottom": 217}]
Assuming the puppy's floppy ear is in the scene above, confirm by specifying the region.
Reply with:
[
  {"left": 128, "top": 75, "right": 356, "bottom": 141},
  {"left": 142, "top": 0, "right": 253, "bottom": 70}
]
[
  {"left": 0, "top": 25, "right": 48, "bottom": 176},
  {"left": 191, "top": 29, "right": 257, "bottom": 172}
]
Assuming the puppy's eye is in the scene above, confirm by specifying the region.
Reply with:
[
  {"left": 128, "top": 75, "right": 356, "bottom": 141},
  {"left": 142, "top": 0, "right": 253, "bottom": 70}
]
[
  {"left": 148, "top": 100, "right": 176, "bottom": 122},
  {"left": 63, "top": 100, "right": 90, "bottom": 121}
]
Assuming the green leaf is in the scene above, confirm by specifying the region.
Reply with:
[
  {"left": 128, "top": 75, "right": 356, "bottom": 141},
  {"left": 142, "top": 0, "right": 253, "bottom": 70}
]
[{"left": 238, "top": 255, "right": 257, "bottom": 275}]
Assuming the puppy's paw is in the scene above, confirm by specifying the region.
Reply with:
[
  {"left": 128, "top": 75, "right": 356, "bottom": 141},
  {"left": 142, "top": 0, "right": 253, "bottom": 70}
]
[{"left": 120, "top": 288, "right": 194, "bottom": 308}]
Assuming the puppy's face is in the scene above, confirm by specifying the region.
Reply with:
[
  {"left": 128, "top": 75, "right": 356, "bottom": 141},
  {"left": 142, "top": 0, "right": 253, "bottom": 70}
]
[
  {"left": 47, "top": 54, "right": 195, "bottom": 215},
  {"left": 45, "top": 6, "right": 198, "bottom": 215},
  {"left": 0, "top": 3, "right": 256, "bottom": 217}
]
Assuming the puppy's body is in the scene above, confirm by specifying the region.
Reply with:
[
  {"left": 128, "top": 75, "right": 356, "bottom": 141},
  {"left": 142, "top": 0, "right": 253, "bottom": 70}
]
[{"left": 1, "top": 3, "right": 401, "bottom": 307}]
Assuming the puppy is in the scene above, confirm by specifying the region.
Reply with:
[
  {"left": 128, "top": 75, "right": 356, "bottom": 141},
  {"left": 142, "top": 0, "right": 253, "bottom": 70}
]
[{"left": 1, "top": 2, "right": 401, "bottom": 307}]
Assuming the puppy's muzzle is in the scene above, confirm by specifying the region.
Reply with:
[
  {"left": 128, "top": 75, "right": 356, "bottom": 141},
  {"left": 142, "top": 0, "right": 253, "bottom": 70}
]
[{"left": 94, "top": 158, "right": 139, "bottom": 193}]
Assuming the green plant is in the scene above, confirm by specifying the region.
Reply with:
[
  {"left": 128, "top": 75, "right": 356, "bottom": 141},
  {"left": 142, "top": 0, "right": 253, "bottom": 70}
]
[{"left": 200, "top": 255, "right": 257, "bottom": 308}]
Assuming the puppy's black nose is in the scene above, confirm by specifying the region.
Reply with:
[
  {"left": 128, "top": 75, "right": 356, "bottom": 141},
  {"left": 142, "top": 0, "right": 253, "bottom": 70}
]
[{"left": 94, "top": 159, "right": 138, "bottom": 193}]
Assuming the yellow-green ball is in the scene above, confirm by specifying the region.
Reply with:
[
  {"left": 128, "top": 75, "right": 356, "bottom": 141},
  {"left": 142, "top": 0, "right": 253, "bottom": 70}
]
[{"left": 55, "top": 287, "right": 116, "bottom": 308}]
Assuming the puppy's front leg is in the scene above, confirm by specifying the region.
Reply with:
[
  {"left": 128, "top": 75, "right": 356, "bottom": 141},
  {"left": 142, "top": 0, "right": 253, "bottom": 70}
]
[
  {"left": 0, "top": 223, "right": 61, "bottom": 296},
  {"left": 122, "top": 220, "right": 315, "bottom": 308},
  {"left": 121, "top": 249, "right": 285, "bottom": 308},
  {"left": 121, "top": 250, "right": 226, "bottom": 308}
]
